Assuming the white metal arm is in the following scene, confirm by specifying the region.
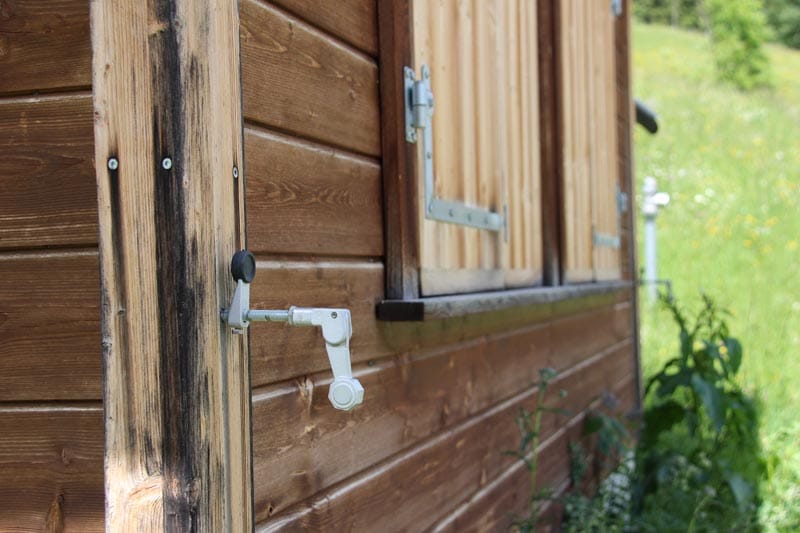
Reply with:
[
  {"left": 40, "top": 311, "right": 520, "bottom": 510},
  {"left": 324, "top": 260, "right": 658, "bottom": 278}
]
[{"left": 222, "top": 252, "right": 364, "bottom": 411}]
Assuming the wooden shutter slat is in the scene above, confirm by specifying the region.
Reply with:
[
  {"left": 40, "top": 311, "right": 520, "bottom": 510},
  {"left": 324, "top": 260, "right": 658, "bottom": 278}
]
[
  {"left": 414, "top": 0, "right": 542, "bottom": 296},
  {"left": 561, "top": 0, "right": 621, "bottom": 283}
]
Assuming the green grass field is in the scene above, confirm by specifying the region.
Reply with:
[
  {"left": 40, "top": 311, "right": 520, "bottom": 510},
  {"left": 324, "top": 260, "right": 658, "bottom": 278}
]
[{"left": 633, "top": 22, "right": 800, "bottom": 530}]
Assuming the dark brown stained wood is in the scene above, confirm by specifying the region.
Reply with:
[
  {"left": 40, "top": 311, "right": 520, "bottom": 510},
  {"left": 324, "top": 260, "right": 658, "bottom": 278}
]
[
  {"left": 91, "top": 0, "right": 251, "bottom": 529},
  {"left": 377, "top": 0, "right": 419, "bottom": 299},
  {"left": 616, "top": 0, "right": 642, "bottom": 403},
  {"left": 256, "top": 346, "right": 635, "bottom": 530},
  {"left": 0, "top": 0, "right": 91, "bottom": 95},
  {"left": 539, "top": 0, "right": 563, "bottom": 286},
  {"left": 0, "top": 251, "right": 101, "bottom": 401},
  {"left": 377, "top": 280, "right": 631, "bottom": 321},
  {"left": 0, "top": 94, "right": 97, "bottom": 249},
  {"left": 240, "top": 0, "right": 381, "bottom": 156},
  {"left": 248, "top": 258, "right": 633, "bottom": 386},
  {"left": 268, "top": 0, "right": 378, "bottom": 57},
  {"left": 245, "top": 126, "right": 383, "bottom": 256},
  {"left": 251, "top": 336, "right": 634, "bottom": 521},
  {"left": 0, "top": 405, "right": 103, "bottom": 532},
  {"left": 432, "top": 376, "right": 638, "bottom": 532}
]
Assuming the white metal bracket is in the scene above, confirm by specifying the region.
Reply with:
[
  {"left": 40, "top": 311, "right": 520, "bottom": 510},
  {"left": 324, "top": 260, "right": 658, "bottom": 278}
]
[
  {"left": 592, "top": 185, "right": 626, "bottom": 249},
  {"left": 404, "top": 65, "right": 506, "bottom": 234},
  {"left": 221, "top": 251, "right": 364, "bottom": 411}
]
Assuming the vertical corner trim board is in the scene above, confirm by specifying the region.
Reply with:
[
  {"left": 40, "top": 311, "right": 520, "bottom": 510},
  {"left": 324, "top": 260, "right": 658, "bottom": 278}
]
[{"left": 90, "top": 0, "right": 252, "bottom": 530}]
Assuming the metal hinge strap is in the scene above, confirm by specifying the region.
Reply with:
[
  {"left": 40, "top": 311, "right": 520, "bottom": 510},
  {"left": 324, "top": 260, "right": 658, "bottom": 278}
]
[{"left": 405, "top": 65, "right": 506, "bottom": 235}]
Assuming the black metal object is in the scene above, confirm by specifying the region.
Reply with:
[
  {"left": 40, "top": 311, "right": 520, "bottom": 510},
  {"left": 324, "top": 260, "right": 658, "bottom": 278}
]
[
  {"left": 230, "top": 250, "right": 256, "bottom": 283},
  {"left": 635, "top": 98, "right": 659, "bottom": 134}
]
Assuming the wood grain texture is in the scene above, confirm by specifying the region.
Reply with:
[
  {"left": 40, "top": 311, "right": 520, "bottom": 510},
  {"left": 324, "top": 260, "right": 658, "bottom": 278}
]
[
  {"left": 538, "top": 0, "right": 563, "bottom": 286},
  {"left": 257, "top": 343, "right": 635, "bottom": 530},
  {"left": 0, "top": 94, "right": 97, "bottom": 249},
  {"left": 240, "top": 0, "right": 380, "bottom": 157},
  {"left": 413, "top": 0, "right": 543, "bottom": 295},
  {"left": 0, "top": 405, "right": 104, "bottom": 532},
  {"left": 0, "top": 0, "right": 92, "bottom": 95},
  {"left": 268, "top": 0, "right": 378, "bottom": 57},
  {"left": 560, "top": 0, "right": 622, "bottom": 282},
  {"left": 560, "top": 0, "right": 592, "bottom": 283},
  {"left": 0, "top": 251, "right": 101, "bottom": 401},
  {"left": 616, "top": 0, "right": 642, "bottom": 404},
  {"left": 91, "top": 0, "right": 251, "bottom": 529},
  {"left": 248, "top": 258, "right": 633, "bottom": 387},
  {"left": 431, "top": 375, "right": 638, "bottom": 532},
  {"left": 249, "top": 302, "right": 634, "bottom": 520},
  {"left": 591, "top": 0, "right": 622, "bottom": 281},
  {"left": 245, "top": 126, "right": 383, "bottom": 257},
  {"left": 377, "top": 0, "right": 420, "bottom": 299}
]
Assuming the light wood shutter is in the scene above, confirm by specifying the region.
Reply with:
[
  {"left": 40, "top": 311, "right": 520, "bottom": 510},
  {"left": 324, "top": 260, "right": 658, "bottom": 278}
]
[
  {"left": 560, "top": 0, "right": 622, "bottom": 283},
  {"left": 412, "top": 0, "right": 542, "bottom": 296}
]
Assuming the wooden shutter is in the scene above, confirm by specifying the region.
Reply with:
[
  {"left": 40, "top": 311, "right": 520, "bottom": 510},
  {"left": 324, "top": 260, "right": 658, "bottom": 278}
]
[
  {"left": 560, "top": 0, "right": 622, "bottom": 283},
  {"left": 412, "top": 0, "right": 542, "bottom": 296}
]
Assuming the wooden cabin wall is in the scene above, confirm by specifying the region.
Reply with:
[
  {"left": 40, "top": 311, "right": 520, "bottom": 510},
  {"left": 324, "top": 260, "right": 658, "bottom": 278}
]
[
  {"left": 0, "top": 1, "right": 104, "bottom": 530},
  {"left": 0, "top": 0, "right": 635, "bottom": 530},
  {"left": 243, "top": 0, "right": 638, "bottom": 530}
]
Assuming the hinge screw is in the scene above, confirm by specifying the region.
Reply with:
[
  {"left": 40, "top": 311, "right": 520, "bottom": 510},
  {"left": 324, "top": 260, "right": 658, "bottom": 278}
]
[
  {"left": 161, "top": 157, "right": 173, "bottom": 170},
  {"left": 107, "top": 158, "right": 119, "bottom": 171},
  {"left": 233, "top": 166, "right": 239, "bottom": 179}
]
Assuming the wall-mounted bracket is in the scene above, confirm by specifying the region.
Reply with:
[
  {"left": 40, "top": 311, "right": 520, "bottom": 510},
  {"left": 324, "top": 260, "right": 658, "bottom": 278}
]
[
  {"left": 592, "top": 185, "right": 627, "bottom": 249},
  {"left": 221, "top": 251, "right": 364, "bottom": 411},
  {"left": 404, "top": 65, "right": 506, "bottom": 234},
  {"left": 592, "top": 227, "right": 621, "bottom": 249}
]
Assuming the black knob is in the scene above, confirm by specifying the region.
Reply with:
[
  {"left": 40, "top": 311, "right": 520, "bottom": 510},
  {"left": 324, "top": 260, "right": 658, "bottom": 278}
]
[{"left": 231, "top": 250, "right": 256, "bottom": 283}]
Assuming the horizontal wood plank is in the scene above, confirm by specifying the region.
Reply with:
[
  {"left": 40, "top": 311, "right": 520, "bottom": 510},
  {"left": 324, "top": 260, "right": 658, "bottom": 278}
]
[
  {"left": 251, "top": 333, "right": 634, "bottom": 521},
  {"left": 249, "top": 259, "right": 633, "bottom": 387},
  {"left": 0, "top": 95, "right": 97, "bottom": 249},
  {"left": 0, "top": 405, "right": 104, "bottom": 532},
  {"left": 267, "top": 0, "right": 378, "bottom": 57},
  {"left": 240, "top": 0, "right": 380, "bottom": 156},
  {"left": 431, "top": 375, "right": 637, "bottom": 532},
  {"left": 245, "top": 127, "right": 383, "bottom": 256},
  {"left": 0, "top": 252, "right": 101, "bottom": 401},
  {"left": 0, "top": 0, "right": 91, "bottom": 95},
  {"left": 251, "top": 319, "right": 633, "bottom": 520},
  {"left": 256, "top": 345, "right": 635, "bottom": 530}
]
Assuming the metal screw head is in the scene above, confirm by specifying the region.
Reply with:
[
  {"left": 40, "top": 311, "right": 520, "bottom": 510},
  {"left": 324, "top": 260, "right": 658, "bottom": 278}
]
[
  {"left": 233, "top": 166, "right": 239, "bottom": 179},
  {"left": 161, "top": 157, "right": 173, "bottom": 170},
  {"left": 107, "top": 158, "right": 118, "bottom": 171},
  {"left": 331, "top": 311, "right": 338, "bottom": 319}
]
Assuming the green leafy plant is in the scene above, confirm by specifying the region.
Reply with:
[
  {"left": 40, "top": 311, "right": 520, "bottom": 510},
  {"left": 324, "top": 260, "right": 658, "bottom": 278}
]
[
  {"left": 508, "top": 295, "right": 764, "bottom": 531},
  {"left": 634, "top": 293, "right": 763, "bottom": 530},
  {"left": 708, "top": 0, "right": 773, "bottom": 90},
  {"left": 506, "top": 368, "right": 566, "bottom": 533},
  {"left": 562, "top": 410, "right": 633, "bottom": 533}
]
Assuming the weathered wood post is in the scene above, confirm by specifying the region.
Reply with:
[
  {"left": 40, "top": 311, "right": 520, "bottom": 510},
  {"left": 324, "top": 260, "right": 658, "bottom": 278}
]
[{"left": 90, "top": 0, "right": 252, "bottom": 530}]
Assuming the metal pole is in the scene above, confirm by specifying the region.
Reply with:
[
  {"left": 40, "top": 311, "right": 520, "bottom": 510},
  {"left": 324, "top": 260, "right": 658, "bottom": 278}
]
[
  {"left": 641, "top": 177, "right": 669, "bottom": 303},
  {"left": 645, "top": 213, "right": 658, "bottom": 302}
]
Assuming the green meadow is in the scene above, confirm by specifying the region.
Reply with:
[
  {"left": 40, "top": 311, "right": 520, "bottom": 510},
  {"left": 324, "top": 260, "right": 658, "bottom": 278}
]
[{"left": 633, "top": 22, "right": 800, "bottom": 530}]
